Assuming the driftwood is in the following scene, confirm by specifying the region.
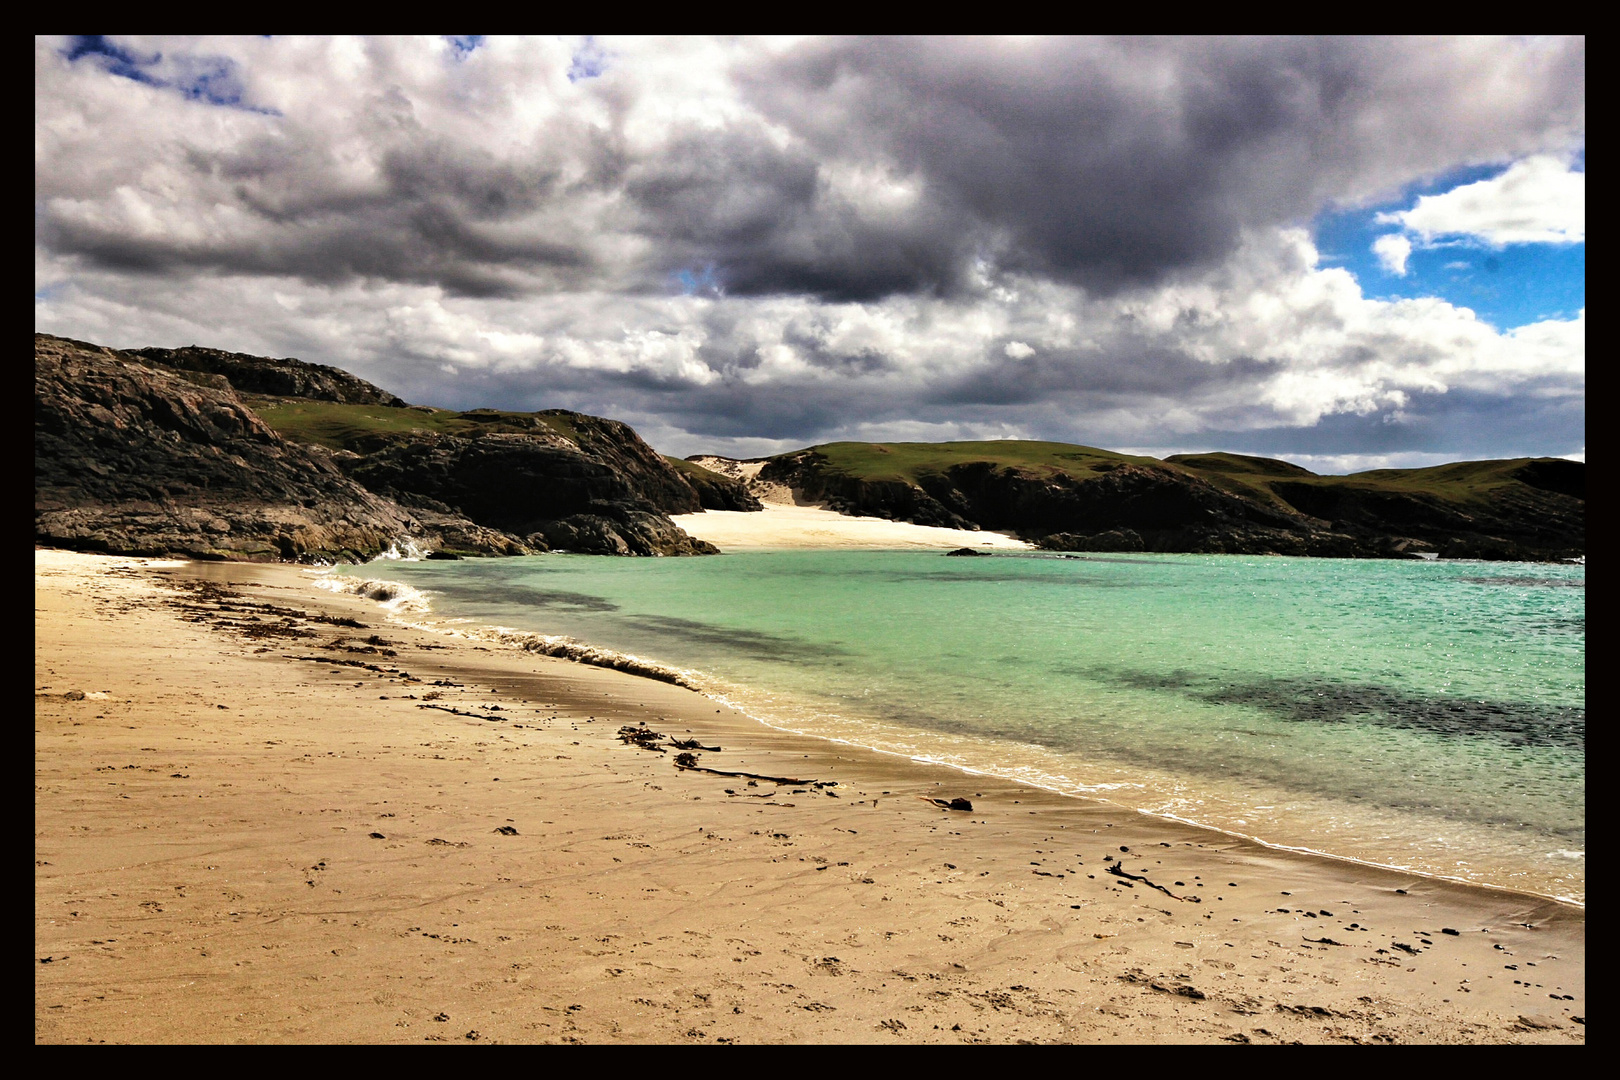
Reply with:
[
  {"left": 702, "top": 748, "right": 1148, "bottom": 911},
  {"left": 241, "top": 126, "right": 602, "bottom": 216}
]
[
  {"left": 417, "top": 702, "right": 505, "bottom": 721},
  {"left": 917, "top": 796, "right": 974, "bottom": 811},
  {"left": 617, "top": 725, "right": 829, "bottom": 787},
  {"left": 672, "top": 751, "right": 819, "bottom": 786},
  {"left": 1106, "top": 861, "right": 1199, "bottom": 901},
  {"left": 287, "top": 654, "right": 391, "bottom": 673}
]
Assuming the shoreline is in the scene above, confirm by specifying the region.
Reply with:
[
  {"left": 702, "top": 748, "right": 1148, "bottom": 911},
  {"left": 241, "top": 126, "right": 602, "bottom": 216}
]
[
  {"left": 341, "top": 550, "right": 1585, "bottom": 908},
  {"left": 37, "top": 548, "right": 1584, "bottom": 1043},
  {"left": 701, "top": 686, "right": 1588, "bottom": 912}
]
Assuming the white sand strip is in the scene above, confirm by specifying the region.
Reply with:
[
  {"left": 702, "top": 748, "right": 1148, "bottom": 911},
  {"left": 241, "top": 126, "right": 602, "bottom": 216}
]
[{"left": 670, "top": 503, "right": 1031, "bottom": 550}]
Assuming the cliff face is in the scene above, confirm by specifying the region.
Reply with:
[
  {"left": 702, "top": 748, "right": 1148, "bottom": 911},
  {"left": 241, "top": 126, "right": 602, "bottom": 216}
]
[
  {"left": 34, "top": 334, "right": 728, "bottom": 561},
  {"left": 35, "top": 335, "right": 421, "bottom": 562},
  {"left": 758, "top": 443, "right": 1584, "bottom": 561},
  {"left": 341, "top": 429, "right": 717, "bottom": 557}
]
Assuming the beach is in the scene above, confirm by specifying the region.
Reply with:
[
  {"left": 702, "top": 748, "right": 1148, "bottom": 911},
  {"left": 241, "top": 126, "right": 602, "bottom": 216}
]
[
  {"left": 35, "top": 546, "right": 1584, "bottom": 1044},
  {"left": 670, "top": 503, "right": 1032, "bottom": 550}
]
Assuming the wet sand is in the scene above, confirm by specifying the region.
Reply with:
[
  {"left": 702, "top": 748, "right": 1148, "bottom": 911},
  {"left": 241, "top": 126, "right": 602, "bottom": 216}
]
[{"left": 35, "top": 548, "right": 1583, "bottom": 1043}]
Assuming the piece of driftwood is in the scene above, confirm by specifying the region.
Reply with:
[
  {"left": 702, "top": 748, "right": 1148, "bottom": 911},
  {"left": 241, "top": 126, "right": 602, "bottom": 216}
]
[
  {"left": 417, "top": 702, "right": 504, "bottom": 721},
  {"left": 1106, "top": 861, "right": 1199, "bottom": 901},
  {"left": 672, "top": 751, "right": 818, "bottom": 786},
  {"left": 917, "top": 796, "right": 974, "bottom": 811}
]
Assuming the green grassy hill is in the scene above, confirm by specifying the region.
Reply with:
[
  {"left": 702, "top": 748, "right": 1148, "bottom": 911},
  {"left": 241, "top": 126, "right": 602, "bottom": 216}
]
[
  {"left": 790, "top": 440, "right": 1158, "bottom": 484},
  {"left": 247, "top": 400, "right": 583, "bottom": 451},
  {"left": 758, "top": 440, "right": 1583, "bottom": 560}
]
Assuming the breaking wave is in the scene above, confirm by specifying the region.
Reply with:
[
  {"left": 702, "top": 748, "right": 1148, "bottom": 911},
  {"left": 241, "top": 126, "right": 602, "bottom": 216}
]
[
  {"left": 371, "top": 538, "right": 431, "bottom": 561},
  {"left": 462, "top": 627, "right": 700, "bottom": 689},
  {"left": 314, "top": 575, "right": 431, "bottom": 614}
]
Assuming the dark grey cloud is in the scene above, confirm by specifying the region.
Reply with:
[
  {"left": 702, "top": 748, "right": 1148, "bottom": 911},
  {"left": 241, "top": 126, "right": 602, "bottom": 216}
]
[
  {"left": 730, "top": 36, "right": 1586, "bottom": 298},
  {"left": 39, "top": 36, "right": 1584, "bottom": 305},
  {"left": 1192, "top": 385, "right": 1586, "bottom": 463},
  {"left": 34, "top": 36, "right": 1585, "bottom": 470}
]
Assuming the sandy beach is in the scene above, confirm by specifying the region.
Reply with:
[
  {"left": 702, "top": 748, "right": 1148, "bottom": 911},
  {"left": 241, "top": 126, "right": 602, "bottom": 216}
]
[
  {"left": 670, "top": 503, "right": 1031, "bottom": 551},
  {"left": 36, "top": 547, "right": 1584, "bottom": 1044}
]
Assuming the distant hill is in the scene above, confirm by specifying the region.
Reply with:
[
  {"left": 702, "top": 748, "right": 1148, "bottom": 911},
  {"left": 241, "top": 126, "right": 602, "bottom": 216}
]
[{"left": 751, "top": 440, "right": 1582, "bottom": 561}]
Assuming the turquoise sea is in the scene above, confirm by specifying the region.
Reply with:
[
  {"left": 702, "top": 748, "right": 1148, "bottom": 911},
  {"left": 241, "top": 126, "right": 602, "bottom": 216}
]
[{"left": 331, "top": 550, "right": 1585, "bottom": 903}]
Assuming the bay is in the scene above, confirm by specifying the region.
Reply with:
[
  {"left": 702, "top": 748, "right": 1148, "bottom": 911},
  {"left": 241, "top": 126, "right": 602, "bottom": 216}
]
[{"left": 333, "top": 549, "right": 1585, "bottom": 903}]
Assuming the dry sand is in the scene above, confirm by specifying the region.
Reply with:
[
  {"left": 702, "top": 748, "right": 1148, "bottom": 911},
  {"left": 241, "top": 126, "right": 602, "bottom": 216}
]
[
  {"left": 36, "top": 548, "right": 1583, "bottom": 1044},
  {"left": 671, "top": 503, "right": 1030, "bottom": 551},
  {"left": 673, "top": 457, "right": 1029, "bottom": 551}
]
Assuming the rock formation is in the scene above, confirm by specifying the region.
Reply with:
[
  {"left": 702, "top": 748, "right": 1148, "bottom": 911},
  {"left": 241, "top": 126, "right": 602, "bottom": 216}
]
[
  {"left": 34, "top": 334, "right": 731, "bottom": 561},
  {"left": 36, "top": 335, "right": 420, "bottom": 562}
]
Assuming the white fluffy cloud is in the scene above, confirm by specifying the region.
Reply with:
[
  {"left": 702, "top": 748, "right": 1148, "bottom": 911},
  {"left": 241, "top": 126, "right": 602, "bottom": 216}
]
[
  {"left": 1378, "top": 155, "right": 1585, "bottom": 246},
  {"left": 1372, "top": 234, "right": 1412, "bottom": 276}
]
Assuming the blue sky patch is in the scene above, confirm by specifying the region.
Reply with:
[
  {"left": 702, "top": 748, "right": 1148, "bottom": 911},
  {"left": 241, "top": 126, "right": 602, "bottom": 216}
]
[
  {"left": 1313, "top": 160, "right": 1585, "bottom": 330},
  {"left": 674, "top": 264, "right": 724, "bottom": 297},
  {"left": 63, "top": 36, "right": 163, "bottom": 86},
  {"left": 568, "top": 37, "right": 607, "bottom": 82},
  {"left": 62, "top": 35, "right": 276, "bottom": 114}
]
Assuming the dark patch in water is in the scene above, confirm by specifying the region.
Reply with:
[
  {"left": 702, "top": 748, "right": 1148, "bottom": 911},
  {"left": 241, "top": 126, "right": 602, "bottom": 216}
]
[
  {"left": 426, "top": 582, "right": 622, "bottom": 613},
  {"left": 615, "top": 614, "right": 847, "bottom": 662},
  {"left": 1074, "top": 666, "right": 1584, "bottom": 752},
  {"left": 880, "top": 569, "right": 1145, "bottom": 587},
  {"left": 1456, "top": 576, "right": 1584, "bottom": 589},
  {"left": 1034, "top": 553, "right": 1170, "bottom": 566}
]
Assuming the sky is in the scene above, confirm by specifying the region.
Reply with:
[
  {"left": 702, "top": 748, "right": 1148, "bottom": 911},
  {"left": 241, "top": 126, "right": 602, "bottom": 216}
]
[{"left": 35, "top": 36, "right": 1584, "bottom": 473}]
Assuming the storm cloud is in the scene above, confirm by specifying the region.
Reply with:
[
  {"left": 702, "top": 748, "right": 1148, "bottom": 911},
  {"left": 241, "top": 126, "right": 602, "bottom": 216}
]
[{"left": 35, "top": 36, "right": 1585, "bottom": 467}]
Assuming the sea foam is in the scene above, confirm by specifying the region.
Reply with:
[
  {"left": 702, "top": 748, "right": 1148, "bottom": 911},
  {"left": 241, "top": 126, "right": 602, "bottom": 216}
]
[
  {"left": 371, "top": 538, "right": 431, "bottom": 561},
  {"left": 468, "top": 628, "right": 699, "bottom": 689},
  {"left": 314, "top": 575, "right": 431, "bottom": 614}
]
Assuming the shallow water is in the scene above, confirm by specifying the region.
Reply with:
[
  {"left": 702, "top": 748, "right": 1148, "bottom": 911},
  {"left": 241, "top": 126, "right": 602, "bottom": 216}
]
[{"left": 335, "top": 550, "right": 1585, "bottom": 903}]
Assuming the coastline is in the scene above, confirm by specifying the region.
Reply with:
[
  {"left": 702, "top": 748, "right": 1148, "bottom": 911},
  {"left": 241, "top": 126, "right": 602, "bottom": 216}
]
[{"left": 36, "top": 548, "right": 1584, "bottom": 1043}]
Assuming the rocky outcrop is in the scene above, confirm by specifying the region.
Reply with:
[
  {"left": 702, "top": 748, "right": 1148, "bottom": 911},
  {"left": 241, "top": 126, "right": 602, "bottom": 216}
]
[
  {"left": 531, "top": 511, "right": 718, "bottom": 557},
  {"left": 129, "top": 344, "right": 410, "bottom": 406},
  {"left": 35, "top": 335, "right": 425, "bottom": 562},
  {"left": 1265, "top": 477, "right": 1583, "bottom": 561},
  {"left": 665, "top": 457, "right": 764, "bottom": 511},
  {"left": 759, "top": 451, "right": 980, "bottom": 528},
  {"left": 34, "top": 334, "right": 721, "bottom": 561},
  {"left": 762, "top": 451, "right": 1312, "bottom": 542},
  {"left": 341, "top": 431, "right": 716, "bottom": 556}
]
